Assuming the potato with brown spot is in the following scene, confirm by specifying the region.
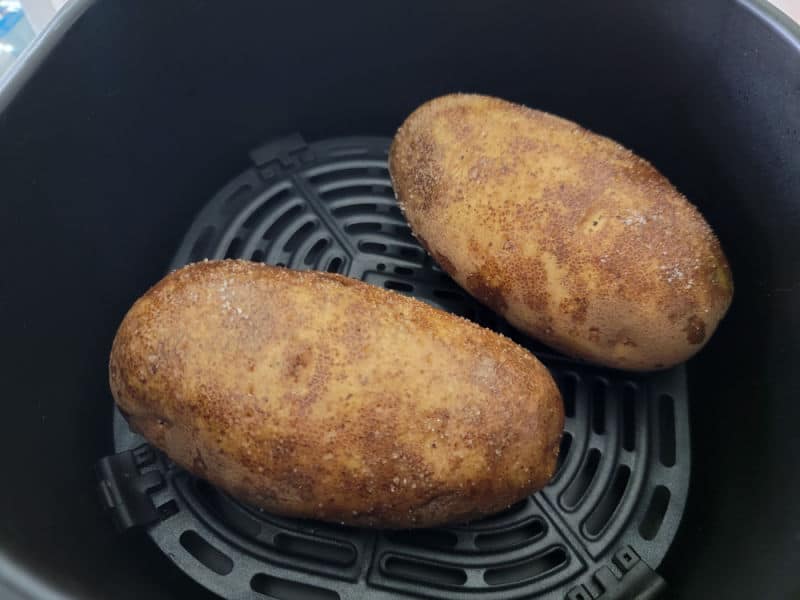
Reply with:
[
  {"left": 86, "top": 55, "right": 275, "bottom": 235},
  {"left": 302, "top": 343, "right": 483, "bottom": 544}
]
[
  {"left": 389, "top": 94, "right": 733, "bottom": 370},
  {"left": 109, "top": 260, "right": 563, "bottom": 528}
]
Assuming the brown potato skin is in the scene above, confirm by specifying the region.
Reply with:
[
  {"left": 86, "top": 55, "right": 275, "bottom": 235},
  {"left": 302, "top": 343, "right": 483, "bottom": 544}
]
[
  {"left": 389, "top": 93, "right": 733, "bottom": 371},
  {"left": 109, "top": 260, "right": 563, "bottom": 528}
]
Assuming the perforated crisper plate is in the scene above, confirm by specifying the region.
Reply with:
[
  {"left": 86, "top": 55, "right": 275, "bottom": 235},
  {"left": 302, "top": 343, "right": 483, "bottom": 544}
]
[{"left": 107, "top": 135, "right": 690, "bottom": 600}]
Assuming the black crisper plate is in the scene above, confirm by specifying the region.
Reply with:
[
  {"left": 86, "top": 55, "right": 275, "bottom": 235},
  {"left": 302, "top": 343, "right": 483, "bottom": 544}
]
[{"left": 100, "top": 135, "right": 690, "bottom": 600}]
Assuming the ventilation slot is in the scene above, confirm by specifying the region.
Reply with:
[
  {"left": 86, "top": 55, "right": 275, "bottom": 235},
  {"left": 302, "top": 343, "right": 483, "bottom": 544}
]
[
  {"left": 554, "top": 432, "right": 573, "bottom": 478},
  {"left": 592, "top": 379, "right": 607, "bottom": 435},
  {"left": 475, "top": 519, "right": 546, "bottom": 551},
  {"left": 584, "top": 465, "right": 631, "bottom": 536},
  {"left": 243, "top": 187, "right": 295, "bottom": 229},
  {"left": 399, "top": 246, "right": 423, "bottom": 260},
  {"left": 394, "top": 266, "right": 414, "bottom": 276},
  {"left": 318, "top": 181, "right": 390, "bottom": 204},
  {"left": 345, "top": 222, "right": 382, "bottom": 234},
  {"left": 273, "top": 533, "right": 356, "bottom": 566},
  {"left": 262, "top": 204, "right": 304, "bottom": 241},
  {"left": 224, "top": 236, "right": 243, "bottom": 259},
  {"left": 469, "top": 499, "right": 529, "bottom": 526},
  {"left": 251, "top": 248, "right": 265, "bottom": 262},
  {"left": 640, "top": 486, "right": 670, "bottom": 540},
  {"left": 309, "top": 167, "right": 372, "bottom": 186},
  {"left": 562, "top": 449, "right": 601, "bottom": 509},
  {"left": 304, "top": 238, "right": 330, "bottom": 266},
  {"left": 331, "top": 202, "right": 380, "bottom": 217},
  {"left": 382, "top": 557, "right": 467, "bottom": 587},
  {"left": 483, "top": 547, "right": 568, "bottom": 584},
  {"left": 393, "top": 224, "right": 416, "bottom": 243},
  {"left": 560, "top": 374, "right": 577, "bottom": 419},
  {"left": 385, "top": 280, "right": 414, "bottom": 293},
  {"left": 326, "top": 257, "right": 344, "bottom": 273},
  {"left": 180, "top": 531, "right": 233, "bottom": 575},
  {"left": 659, "top": 394, "right": 676, "bottom": 467},
  {"left": 359, "top": 241, "right": 388, "bottom": 254},
  {"left": 433, "top": 289, "right": 465, "bottom": 303},
  {"left": 189, "top": 225, "right": 216, "bottom": 261},
  {"left": 284, "top": 220, "right": 318, "bottom": 253},
  {"left": 385, "top": 529, "right": 458, "bottom": 550},
  {"left": 192, "top": 480, "right": 262, "bottom": 538},
  {"left": 251, "top": 574, "right": 340, "bottom": 600},
  {"left": 622, "top": 384, "right": 637, "bottom": 451}
]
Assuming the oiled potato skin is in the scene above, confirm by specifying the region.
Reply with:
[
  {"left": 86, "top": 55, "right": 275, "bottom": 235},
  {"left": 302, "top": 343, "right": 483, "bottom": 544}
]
[
  {"left": 109, "top": 260, "right": 563, "bottom": 528},
  {"left": 389, "top": 94, "right": 733, "bottom": 370}
]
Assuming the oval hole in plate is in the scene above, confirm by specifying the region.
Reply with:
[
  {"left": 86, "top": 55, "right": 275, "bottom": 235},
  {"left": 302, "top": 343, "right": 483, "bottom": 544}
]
[{"left": 179, "top": 530, "right": 233, "bottom": 575}]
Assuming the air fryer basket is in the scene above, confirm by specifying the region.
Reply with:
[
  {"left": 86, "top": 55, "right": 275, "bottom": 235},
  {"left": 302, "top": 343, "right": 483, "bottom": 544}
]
[
  {"left": 96, "top": 134, "right": 690, "bottom": 600},
  {"left": 0, "top": 1, "right": 799, "bottom": 600}
]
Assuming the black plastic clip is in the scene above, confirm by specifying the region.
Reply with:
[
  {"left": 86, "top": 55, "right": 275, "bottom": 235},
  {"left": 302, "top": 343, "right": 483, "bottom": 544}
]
[
  {"left": 95, "top": 444, "right": 165, "bottom": 532},
  {"left": 567, "top": 546, "right": 666, "bottom": 600}
]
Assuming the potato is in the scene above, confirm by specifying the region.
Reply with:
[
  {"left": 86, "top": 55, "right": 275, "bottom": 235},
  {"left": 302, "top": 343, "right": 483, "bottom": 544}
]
[
  {"left": 109, "top": 260, "right": 563, "bottom": 528},
  {"left": 389, "top": 94, "right": 733, "bottom": 371}
]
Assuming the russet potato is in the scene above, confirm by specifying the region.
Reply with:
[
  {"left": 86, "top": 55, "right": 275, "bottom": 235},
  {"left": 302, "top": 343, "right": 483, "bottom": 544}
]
[
  {"left": 109, "top": 260, "right": 564, "bottom": 528},
  {"left": 389, "top": 94, "right": 733, "bottom": 370}
]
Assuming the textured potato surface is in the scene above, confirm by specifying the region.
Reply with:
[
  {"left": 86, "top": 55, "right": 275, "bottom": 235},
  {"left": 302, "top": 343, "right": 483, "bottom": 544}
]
[
  {"left": 389, "top": 94, "right": 733, "bottom": 370},
  {"left": 109, "top": 260, "right": 564, "bottom": 528}
]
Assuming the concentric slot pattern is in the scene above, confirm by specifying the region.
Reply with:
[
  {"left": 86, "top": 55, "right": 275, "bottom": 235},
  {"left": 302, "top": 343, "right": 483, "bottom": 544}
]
[{"left": 115, "top": 135, "right": 690, "bottom": 600}]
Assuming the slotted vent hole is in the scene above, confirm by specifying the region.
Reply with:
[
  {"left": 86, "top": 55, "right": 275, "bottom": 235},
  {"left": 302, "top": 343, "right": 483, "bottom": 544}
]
[
  {"left": 243, "top": 187, "right": 295, "bottom": 229},
  {"left": 359, "top": 241, "right": 388, "bottom": 254},
  {"left": 474, "top": 519, "right": 546, "bottom": 551},
  {"left": 251, "top": 248, "right": 265, "bottom": 262},
  {"left": 433, "top": 289, "right": 465, "bottom": 303},
  {"left": 331, "top": 202, "right": 380, "bottom": 217},
  {"left": 468, "top": 498, "right": 529, "bottom": 527},
  {"left": 384, "top": 529, "right": 458, "bottom": 550},
  {"left": 283, "top": 220, "right": 318, "bottom": 253},
  {"left": 622, "top": 384, "right": 637, "bottom": 451},
  {"left": 322, "top": 186, "right": 389, "bottom": 203},
  {"left": 385, "top": 280, "right": 414, "bottom": 293},
  {"left": 554, "top": 432, "right": 573, "bottom": 478},
  {"left": 592, "top": 379, "right": 607, "bottom": 435},
  {"left": 393, "top": 224, "right": 416, "bottom": 243},
  {"left": 179, "top": 531, "right": 233, "bottom": 575},
  {"left": 224, "top": 236, "right": 243, "bottom": 259},
  {"left": 273, "top": 533, "right": 356, "bottom": 566},
  {"left": 584, "top": 465, "right": 631, "bottom": 536},
  {"left": 345, "top": 222, "right": 382, "bottom": 234},
  {"left": 251, "top": 574, "right": 340, "bottom": 600},
  {"left": 383, "top": 557, "right": 467, "bottom": 587},
  {"left": 399, "top": 246, "right": 423, "bottom": 260},
  {"left": 483, "top": 547, "right": 568, "bottom": 585},
  {"left": 640, "top": 486, "right": 671, "bottom": 540},
  {"left": 562, "top": 448, "right": 601, "bottom": 509},
  {"left": 308, "top": 166, "right": 373, "bottom": 186},
  {"left": 192, "top": 479, "right": 261, "bottom": 538},
  {"left": 327, "top": 257, "right": 343, "bottom": 273},
  {"left": 262, "top": 204, "right": 304, "bottom": 241},
  {"left": 659, "top": 394, "right": 676, "bottom": 467},
  {"left": 304, "top": 238, "right": 330, "bottom": 266},
  {"left": 561, "top": 374, "right": 577, "bottom": 419}
]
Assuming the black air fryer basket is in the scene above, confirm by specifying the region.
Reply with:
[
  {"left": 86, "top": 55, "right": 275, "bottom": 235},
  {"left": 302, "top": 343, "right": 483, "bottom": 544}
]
[{"left": 1, "top": 2, "right": 799, "bottom": 600}]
